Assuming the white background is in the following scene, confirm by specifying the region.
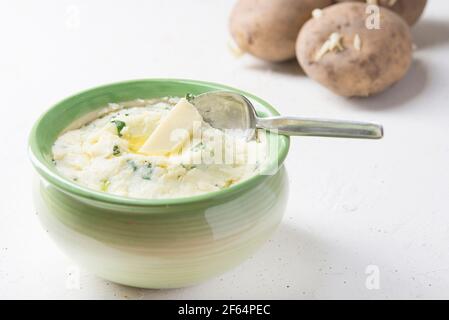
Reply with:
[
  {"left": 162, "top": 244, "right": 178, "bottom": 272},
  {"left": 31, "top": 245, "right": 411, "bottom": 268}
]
[{"left": 1, "top": 0, "right": 449, "bottom": 299}]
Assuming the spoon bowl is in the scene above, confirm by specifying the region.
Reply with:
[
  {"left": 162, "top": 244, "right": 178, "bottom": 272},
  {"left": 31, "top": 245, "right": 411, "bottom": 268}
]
[{"left": 192, "top": 91, "right": 384, "bottom": 140}]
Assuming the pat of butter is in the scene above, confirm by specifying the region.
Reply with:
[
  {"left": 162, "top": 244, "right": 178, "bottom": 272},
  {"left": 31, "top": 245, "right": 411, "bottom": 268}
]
[{"left": 139, "top": 98, "right": 202, "bottom": 155}]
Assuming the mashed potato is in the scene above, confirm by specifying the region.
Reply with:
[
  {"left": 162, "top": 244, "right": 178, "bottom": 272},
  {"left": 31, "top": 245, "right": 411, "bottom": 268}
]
[{"left": 52, "top": 97, "right": 268, "bottom": 199}]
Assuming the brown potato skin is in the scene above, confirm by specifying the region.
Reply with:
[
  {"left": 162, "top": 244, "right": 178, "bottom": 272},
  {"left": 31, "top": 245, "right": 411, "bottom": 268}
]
[
  {"left": 334, "top": 0, "right": 427, "bottom": 26},
  {"left": 229, "top": 0, "right": 333, "bottom": 62},
  {"left": 296, "top": 2, "right": 413, "bottom": 97}
]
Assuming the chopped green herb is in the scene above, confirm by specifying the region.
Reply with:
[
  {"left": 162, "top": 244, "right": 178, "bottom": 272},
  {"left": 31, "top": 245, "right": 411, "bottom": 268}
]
[
  {"left": 113, "top": 145, "right": 121, "bottom": 156},
  {"left": 141, "top": 162, "right": 153, "bottom": 180},
  {"left": 181, "top": 164, "right": 196, "bottom": 170},
  {"left": 100, "top": 179, "right": 110, "bottom": 192},
  {"left": 127, "top": 160, "right": 138, "bottom": 172},
  {"left": 185, "top": 93, "right": 195, "bottom": 102},
  {"left": 223, "top": 179, "right": 235, "bottom": 188},
  {"left": 111, "top": 120, "right": 126, "bottom": 137}
]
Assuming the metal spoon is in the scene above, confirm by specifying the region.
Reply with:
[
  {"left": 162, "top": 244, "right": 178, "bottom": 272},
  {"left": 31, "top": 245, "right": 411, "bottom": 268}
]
[{"left": 191, "top": 91, "right": 383, "bottom": 140}]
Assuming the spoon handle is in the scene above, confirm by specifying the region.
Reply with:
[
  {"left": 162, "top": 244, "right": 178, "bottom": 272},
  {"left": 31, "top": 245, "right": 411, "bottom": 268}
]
[{"left": 256, "top": 116, "right": 383, "bottom": 139}]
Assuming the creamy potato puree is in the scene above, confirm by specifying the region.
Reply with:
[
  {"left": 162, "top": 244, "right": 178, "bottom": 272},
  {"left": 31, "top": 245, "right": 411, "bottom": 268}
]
[{"left": 52, "top": 97, "right": 268, "bottom": 199}]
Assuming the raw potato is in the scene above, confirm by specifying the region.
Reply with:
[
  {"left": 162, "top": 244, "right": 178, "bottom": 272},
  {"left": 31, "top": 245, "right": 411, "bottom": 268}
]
[
  {"left": 296, "top": 2, "right": 413, "bottom": 97},
  {"left": 334, "top": 0, "right": 427, "bottom": 26},
  {"left": 229, "top": 0, "right": 333, "bottom": 62}
]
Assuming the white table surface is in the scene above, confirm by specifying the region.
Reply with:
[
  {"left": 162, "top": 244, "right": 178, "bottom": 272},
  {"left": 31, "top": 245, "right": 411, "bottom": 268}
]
[{"left": 1, "top": 0, "right": 449, "bottom": 300}]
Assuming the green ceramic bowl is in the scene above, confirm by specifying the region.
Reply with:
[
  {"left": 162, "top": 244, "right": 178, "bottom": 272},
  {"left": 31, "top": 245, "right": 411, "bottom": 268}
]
[{"left": 29, "top": 79, "right": 290, "bottom": 288}]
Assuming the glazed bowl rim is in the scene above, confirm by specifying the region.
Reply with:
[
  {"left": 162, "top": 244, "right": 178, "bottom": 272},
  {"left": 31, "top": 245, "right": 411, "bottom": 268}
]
[{"left": 29, "top": 78, "right": 290, "bottom": 207}]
